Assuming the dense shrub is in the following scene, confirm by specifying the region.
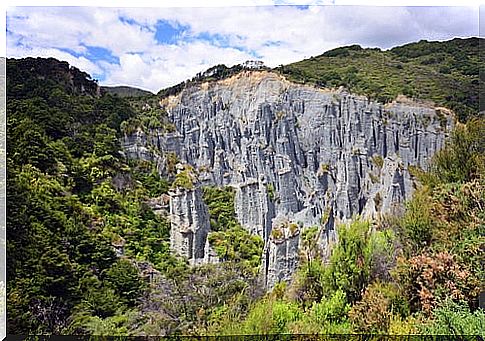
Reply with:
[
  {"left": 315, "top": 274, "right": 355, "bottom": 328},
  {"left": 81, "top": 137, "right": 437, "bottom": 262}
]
[
  {"left": 349, "top": 282, "right": 408, "bottom": 333},
  {"left": 393, "top": 251, "right": 480, "bottom": 314},
  {"left": 103, "top": 259, "right": 146, "bottom": 305},
  {"left": 242, "top": 299, "right": 302, "bottom": 335},
  {"left": 418, "top": 300, "right": 485, "bottom": 336},
  {"left": 291, "top": 258, "right": 326, "bottom": 308},
  {"left": 203, "top": 186, "right": 264, "bottom": 271},
  {"left": 400, "top": 187, "right": 434, "bottom": 250},
  {"left": 202, "top": 186, "right": 240, "bottom": 232},
  {"left": 430, "top": 118, "right": 485, "bottom": 184},
  {"left": 208, "top": 227, "right": 264, "bottom": 271},
  {"left": 323, "top": 220, "right": 372, "bottom": 304}
]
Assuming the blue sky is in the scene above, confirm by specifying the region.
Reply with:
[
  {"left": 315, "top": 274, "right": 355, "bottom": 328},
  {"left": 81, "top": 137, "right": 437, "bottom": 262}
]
[{"left": 6, "top": 5, "right": 479, "bottom": 92}]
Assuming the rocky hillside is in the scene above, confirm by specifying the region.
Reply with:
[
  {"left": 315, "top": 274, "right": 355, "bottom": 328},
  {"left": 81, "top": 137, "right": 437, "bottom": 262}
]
[{"left": 123, "top": 69, "right": 453, "bottom": 288}]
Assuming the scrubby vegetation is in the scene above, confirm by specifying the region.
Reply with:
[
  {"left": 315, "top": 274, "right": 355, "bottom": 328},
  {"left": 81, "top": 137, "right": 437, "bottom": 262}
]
[
  {"left": 100, "top": 85, "right": 153, "bottom": 98},
  {"left": 120, "top": 107, "right": 175, "bottom": 135},
  {"left": 203, "top": 186, "right": 240, "bottom": 232},
  {"left": 203, "top": 186, "right": 264, "bottom": 272},
  {"left": 171, "top": 164, "right": 196, "bottom": 190}
]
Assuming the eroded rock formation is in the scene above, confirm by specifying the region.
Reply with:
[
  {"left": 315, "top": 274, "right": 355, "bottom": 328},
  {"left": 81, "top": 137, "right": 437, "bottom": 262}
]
[
  {"left": 169, "top": 185, "right": 211, "bottom": 265},
  {"left": 122, "top": 70, "right": 453, "bottom": 288}
]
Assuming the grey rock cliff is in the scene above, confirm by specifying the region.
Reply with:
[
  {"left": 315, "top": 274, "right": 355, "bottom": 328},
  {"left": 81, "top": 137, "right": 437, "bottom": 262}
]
[
  {"left": 123, "top": 70, "right": 452, "bottom": 288},
  {"left": 265, "top": 215, "right": 301, "bottom": 287},
  {"left": 169, "top": 184, "right": 211, "bottom": 265}
]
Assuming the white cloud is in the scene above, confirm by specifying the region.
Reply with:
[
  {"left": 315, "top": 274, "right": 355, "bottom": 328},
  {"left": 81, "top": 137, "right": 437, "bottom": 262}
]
[
  {"left": 6, "top": 6, "right": 479, "bottom": 92},
  {"left": 7, "top": 7, "right": 157, "bottom": 55},
  {"left": 7, "top": 40, "right": 102, "bottom": 77},
  {"left": 82, "top": 10, "right": 156, "bottom": 55},
  {"left": 120, "top": 5, "right": 478, "bottom": 72},
  {"left": 102, "top": 41, "right": 253, "bottom": 92}
]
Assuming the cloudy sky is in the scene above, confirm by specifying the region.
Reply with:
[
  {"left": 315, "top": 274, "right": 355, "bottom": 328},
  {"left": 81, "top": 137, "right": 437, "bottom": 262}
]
[{"left": 6, "top": 5, "right": 479, "bottom": 93}]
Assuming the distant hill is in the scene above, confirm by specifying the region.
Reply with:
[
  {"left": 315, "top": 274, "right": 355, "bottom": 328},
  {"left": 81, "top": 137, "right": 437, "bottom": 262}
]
[
  {"left": 276, "top": 37, "right": 482, "bottom": 122},
  {"left": 101, "top": 85, "right": 153, "bottom": 98},
  {"left": 8, "top": 57, "right": 100, "bottom": 97}
]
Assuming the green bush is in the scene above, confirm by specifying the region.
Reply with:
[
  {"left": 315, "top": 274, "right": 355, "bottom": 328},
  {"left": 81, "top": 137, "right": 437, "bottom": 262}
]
[
  {"left": 165, "top": 152, "right": 178, "bottom": 174},
  {"left": 430, "top": 118, "right": 485, "bottom": 184},
  {"left": 242, "top": 299, "right": 302, "bottom": 335},
  {"left": 418, "top": 300, "right": 485, "bottom": 336},
  {"left": 203, "top": 185, "right": 264, "bottom": 271},
  {"left": 171, "top": 165, "right": 196, "bottom": 190},
  {"left": 292, "top": 259, "right": 327, "bottom": 308},
  {"left": 202, "top": 186, "right": 239, "bottom": 232},
  {"left": 310, "top": 289, "right": 350, "bottom": 324},
  {"left": 266, "top": 183, "right": 276, "bottom": 201},
  {"left": 284, "top": 290, "right": 352, "bottom": 334},
  {"left": 324, "top": 220, "right": 372, "bottom": 304},
  {"left": 368, "top": 228, "right": 398, "bottom": 282},
  {"left": 104, "top": 259, "right": 146, "bottom": 305},
  {"left": 136, "top": 170, "right": 169, "bottom": 197},
  {"left": 400, "top": 187, "right": 434, "bottom": 249},
  {"left": 208, "top": 227, "right": 263, "bottom": 271}
]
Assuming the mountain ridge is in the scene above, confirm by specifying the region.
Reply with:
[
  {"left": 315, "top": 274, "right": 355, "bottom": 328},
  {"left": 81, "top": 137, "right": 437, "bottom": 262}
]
[{"left": 101, "top": 85, "right": 154, "bottom": 98}]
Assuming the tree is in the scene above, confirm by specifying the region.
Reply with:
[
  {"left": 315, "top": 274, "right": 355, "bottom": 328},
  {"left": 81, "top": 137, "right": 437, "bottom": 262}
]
[
  {"left": 430, "top": 118, "right": 484, "bottom": 184},
  {"left": 324, "top": 220, "right": 372, "bottom": 304},
  {"left": 104, "top": 259, "right": 146, "bottom": 305}
]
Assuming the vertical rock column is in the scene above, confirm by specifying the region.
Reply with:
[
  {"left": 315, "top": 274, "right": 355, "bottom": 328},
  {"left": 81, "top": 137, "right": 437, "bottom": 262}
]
[
  {"left": 265, "top": 216, "right": 301, "bottom": 289},
  {"left": 235, "top": 178, "right": 275, "bottom": 242},
  {"left": 169, "top": 183, "right": 211, "bottom": 265}
]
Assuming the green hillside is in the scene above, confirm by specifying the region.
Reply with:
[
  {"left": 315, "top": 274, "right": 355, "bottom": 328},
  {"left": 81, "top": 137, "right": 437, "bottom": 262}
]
[
  {"left": 276, "top": 37, "right": 482, "bottom": 122},
  {"left": 101, "top": 85, "right": 154, "bottom": 98}
]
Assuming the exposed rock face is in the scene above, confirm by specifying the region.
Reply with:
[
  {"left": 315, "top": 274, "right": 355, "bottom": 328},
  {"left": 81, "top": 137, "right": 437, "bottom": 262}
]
[
  {"left": 265, "top": 216, "right": 301, "bottom": 286},
  {"left": 235, "top": 178, "right": 275, "bottom": 241},
  {"left": 122, "top": 129, "right": 165, "bottom": 167},
  {"left": 123, "top": 70, "right": 452, "bottom": 288},
  {"left": 169, "top": 185, "right": 211, "bottom": 265}
]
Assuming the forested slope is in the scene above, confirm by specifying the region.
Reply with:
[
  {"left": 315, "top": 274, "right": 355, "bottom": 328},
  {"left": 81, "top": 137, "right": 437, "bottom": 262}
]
[{"left": 6, "top": 57, "right": 263, "bottom": 335}]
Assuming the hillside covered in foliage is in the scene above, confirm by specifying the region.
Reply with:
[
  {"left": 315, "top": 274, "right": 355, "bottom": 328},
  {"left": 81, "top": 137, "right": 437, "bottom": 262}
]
[
  {"left": 100, "top": 86, "right": 153, "bottom": 98},
  {"left": 6, "top": 58, "right": 263, "bottom": 335},
  {"left": 6, "top": 36, "right": 485, "bottom": 337},
  {"left": 277, "top": 37, "right": 482, "bottom": 122}
]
